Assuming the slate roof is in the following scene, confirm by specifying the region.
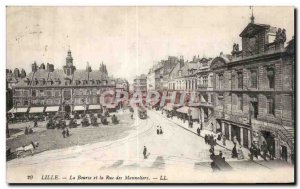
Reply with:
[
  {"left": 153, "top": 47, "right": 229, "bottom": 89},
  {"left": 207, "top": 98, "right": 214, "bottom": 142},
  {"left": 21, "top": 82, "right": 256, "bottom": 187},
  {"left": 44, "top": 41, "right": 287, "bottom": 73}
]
[{"left": 15, "top": 68, "right": 112, "bottom": 87}]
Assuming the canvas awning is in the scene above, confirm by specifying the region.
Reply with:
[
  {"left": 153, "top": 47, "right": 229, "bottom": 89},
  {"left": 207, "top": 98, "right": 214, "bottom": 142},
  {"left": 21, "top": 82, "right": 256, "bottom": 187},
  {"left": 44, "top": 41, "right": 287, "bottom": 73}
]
[
  {"left": 29, "top": 107, "right": 45, "bottom": 113},
  {"left": 176, "top": 106, "right": 199, "bottom": 119},
  {"left": 163, "top": 105, "right": 173, "bottom": 111},
  {"left": 88, "top": 105, "right": 101, "bottom": 110},
  {"left": 74, "top": 106, "right": 86, "bottom": 111},
  {"left": 45, "top": 106, "right": 60, "bottom": 112},
  {"left": 8, "top": 108, "right": 17, "bottom": 113},
  {"left": 16, "top": 107, "right": 28, "bottom": 113},
  {"left": 104, "top": 104, "right": 116, "bottom": 109}
]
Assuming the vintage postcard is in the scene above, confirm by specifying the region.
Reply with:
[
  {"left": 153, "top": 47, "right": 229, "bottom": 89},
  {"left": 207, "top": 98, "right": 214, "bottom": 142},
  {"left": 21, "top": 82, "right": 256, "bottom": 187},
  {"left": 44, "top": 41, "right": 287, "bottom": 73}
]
[{"left": 6, "top": 6, "right": 295, "bottom": 183}]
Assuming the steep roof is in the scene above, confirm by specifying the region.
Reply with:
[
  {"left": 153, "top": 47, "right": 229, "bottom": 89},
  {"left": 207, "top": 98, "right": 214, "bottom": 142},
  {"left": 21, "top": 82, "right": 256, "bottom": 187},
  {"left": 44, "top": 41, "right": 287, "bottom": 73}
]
[
  {"left": 15, "top": 68, "right": 112, "bottom": 87},
  {"left": 239, "top": 23, "right": 270, "bottom": 37}
]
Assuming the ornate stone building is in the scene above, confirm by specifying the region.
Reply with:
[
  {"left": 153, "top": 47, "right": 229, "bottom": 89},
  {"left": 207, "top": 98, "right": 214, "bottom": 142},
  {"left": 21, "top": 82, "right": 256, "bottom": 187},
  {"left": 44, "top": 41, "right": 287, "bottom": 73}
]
[
  {"left": 210, "top": 17, "right": 294, "bottom": 163},
  {"left": 10, "top": 50, "right": 116, "bottom": 114}
]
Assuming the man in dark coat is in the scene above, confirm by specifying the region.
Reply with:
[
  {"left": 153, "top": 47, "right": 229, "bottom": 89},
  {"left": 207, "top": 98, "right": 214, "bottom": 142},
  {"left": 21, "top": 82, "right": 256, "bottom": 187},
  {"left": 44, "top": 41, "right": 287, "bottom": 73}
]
[
  {"left": 157, "top": 126, "right": 160, "bottom": 135},
  {"left": 232, "top": 144, "right": 238, "bottom": 158},
  {"left": 34, "top": 120, "right": 38, "bottom": 127},
  {"left": 24, "top": 127, "right": 29, "bottom": 135},
  {"left": 143, "top": 146, "right": 147, "bottom": 159},
  {"left": 197, "top": 127, "right": 200, "bottom": 136},
  {"left": 62, "top": 128, "right": 66, "bottom": 138},
  {"left": 159, "top": 127, "right": 163, "bottom": 135}
]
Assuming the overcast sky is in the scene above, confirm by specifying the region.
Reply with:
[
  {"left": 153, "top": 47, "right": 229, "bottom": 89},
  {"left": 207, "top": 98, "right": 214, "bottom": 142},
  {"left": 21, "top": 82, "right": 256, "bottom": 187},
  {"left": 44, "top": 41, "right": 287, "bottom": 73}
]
[{"left": 7, "top": 6, "right": 294, "bottom": 83}]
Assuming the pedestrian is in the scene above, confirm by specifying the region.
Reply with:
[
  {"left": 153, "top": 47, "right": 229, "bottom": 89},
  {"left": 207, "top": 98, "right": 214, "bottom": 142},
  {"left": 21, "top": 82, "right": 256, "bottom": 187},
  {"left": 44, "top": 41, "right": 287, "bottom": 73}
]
[
  {"left": 24, "top": 127, "right": 29, "bottom": 135},
  {"left": 237, "top": 146, "right": 244, "bottom": 160},
  {"left": 219, "top": 151, "right": 223, "bottom": 158},
  {"left": 269, "top": 145, "right": 274, "bottom": 160},
  {"left": 222, "top": 135, "right": 226, "bottom": 146},
  {"left": 197, "top": 127, "right": 200, "bottom": 136},
  {"left": 261, "top": 141, "right": 268, "bottom": 161},
  {"left": 210, "top": 135, "right": 214, "bottom": 146},
  {"left": 217, "top": 133, "right": 221, "bottom": 141},
  {"left": 157, "top": 126, "right": 160, "bottom": 135},
  {"left": 29, "top": 127, "right": 33, "bottom": 134},
  {"left": 34, "top": 120, "right": 38, "bottom": 127},
  {"left": 159, "top": 127, "right": 163, "bottom": 135},
  {"left": 209, "top": 146, "right": 215, "bottom": 160},
  {"left": 232, "top": 144, "right": 238, "bottom": 158},
  {"left": 131, "top": 114, "right": 133, "bottom": 119},
  {"left": 204, "top": 134, "right": 207, "bottom": 144},
  {"left": 62, "top": 128, "right": 66, "bottom": 138},
  {"left": 143, "top": 146, "right": 147, "bottom": 159},
  {"left": 66, "top": 128, "right": 70, "bottom": 137}
]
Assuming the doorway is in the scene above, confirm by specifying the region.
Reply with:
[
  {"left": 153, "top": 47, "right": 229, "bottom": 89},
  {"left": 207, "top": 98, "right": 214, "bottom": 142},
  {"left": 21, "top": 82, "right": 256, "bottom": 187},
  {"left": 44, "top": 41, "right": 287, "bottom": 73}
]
[
  {"left": 281, "top": 145, "right": 288, "bottom": 161},
  {"left": 231, "top": 125, "right": 241, "bottom": 144},
  {"left": 261, "top": 131, "right": 275, "bottom": 157},
  {"left": 250, "top": 101, "right": 258, "bottom": 119},
  {"left": 64, "top": 105, "right": 71, "bottom": 113}
]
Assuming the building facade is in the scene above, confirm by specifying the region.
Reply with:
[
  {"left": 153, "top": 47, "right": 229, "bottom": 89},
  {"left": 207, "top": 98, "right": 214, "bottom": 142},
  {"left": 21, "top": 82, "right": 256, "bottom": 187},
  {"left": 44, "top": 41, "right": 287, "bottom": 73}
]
[
  {"left": 11, "top": 50, "right": 116, "bottom": 114},
  {"left": 133, "top": 74, "right": 147, "bottom": 93},
  {"left": 210, "top": 18, "right": 294, "bottom": 163}
]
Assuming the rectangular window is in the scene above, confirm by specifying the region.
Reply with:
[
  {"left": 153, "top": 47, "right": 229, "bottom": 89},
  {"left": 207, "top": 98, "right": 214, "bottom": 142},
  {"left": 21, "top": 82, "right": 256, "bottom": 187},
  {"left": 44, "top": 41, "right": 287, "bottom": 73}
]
[
  {"left": 210, "top": 75, "right": 213, "bottom": 87},
  {"left": 23, "top": 90, "right": 29, "bottom": 97},
  {"left": 267, "top": 96, "right": 275, "bottom": 115},
  {"left": 14, "top": 90, "right": 22, "bottom": 96},
  {"left": 63, "top": 90, "right": 71, "bottom": 100},
  {"left": 55, "top": 90, "right": 60, "bottom": 97},
  {"left": 32, "top": 90, "right": 36, "bottom": 97},
  {"left": 237, "top": 72, "right": 243, "bottom": 89},
  {"left": 232, "top": 74, "right": 236, "bottom": 89},
  {"left": 238, "top": 94, "right": 243, "bottom": 111},
  {"left": 250, "top": 70, "right": 258, "bottom": 88},
  {"left": 39, "top": 90, "right": 44, "bottom": 97},
  {"left": 23, "top": 100, "right": 28, "bottom": 106}
]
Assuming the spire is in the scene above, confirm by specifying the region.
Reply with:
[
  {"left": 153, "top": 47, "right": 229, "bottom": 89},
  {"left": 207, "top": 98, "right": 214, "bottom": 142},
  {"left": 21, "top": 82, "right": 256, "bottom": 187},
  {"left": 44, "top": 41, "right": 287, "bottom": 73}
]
[{"left": 250, "top": 6, "right": 255, "bottom": 24}]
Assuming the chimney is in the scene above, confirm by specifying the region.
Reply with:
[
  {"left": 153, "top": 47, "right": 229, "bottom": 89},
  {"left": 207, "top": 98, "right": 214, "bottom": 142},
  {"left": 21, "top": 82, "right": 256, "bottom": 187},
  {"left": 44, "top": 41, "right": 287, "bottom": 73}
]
[{"left": 32, "top": 61, "right": 38, "bottom": 72}]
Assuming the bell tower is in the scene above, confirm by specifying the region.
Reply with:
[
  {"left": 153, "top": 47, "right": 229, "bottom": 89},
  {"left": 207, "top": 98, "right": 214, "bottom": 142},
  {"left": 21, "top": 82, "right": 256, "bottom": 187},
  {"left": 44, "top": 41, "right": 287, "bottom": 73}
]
[
  {"left": 64, "top": 50, "right": 76, "bottom": 76},
  {"left": 66, "top": 49, "right": 73, "bottom": 67}
]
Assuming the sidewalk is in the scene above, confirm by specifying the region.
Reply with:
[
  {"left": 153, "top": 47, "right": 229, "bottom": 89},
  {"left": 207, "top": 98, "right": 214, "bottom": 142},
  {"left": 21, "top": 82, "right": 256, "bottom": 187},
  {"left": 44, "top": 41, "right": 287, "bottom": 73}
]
[{"left": 153, "top": 109, "right": 252, "bottom": 162}]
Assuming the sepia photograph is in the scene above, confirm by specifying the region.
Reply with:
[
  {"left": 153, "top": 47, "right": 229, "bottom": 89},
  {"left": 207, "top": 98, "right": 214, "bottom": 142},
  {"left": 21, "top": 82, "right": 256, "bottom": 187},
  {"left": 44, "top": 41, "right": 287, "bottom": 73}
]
[{"left": 5, "top": 6, "right": 295, "bottom": 184}]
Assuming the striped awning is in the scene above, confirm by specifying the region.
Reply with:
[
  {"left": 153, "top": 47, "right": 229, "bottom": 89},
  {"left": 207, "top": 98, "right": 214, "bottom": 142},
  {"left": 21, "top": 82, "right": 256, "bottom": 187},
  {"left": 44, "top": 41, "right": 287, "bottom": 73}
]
[
  {"left": 15, "top": 107, "right": 29, "bottom": 113},
  {"left": 45, "top": 106, "right": 60, "bottom": 112},
  {"left": 88, "top": 105, "right": 101, "bottom": 110},
  {"left": 176, "top": 106, "right": 199, "bottom": 119},
  {"left": 29, "top": 107, "right": 45, "bottom": 113},
  {"left": 74, "top": 106, "right": 86, "bottom": 111}
]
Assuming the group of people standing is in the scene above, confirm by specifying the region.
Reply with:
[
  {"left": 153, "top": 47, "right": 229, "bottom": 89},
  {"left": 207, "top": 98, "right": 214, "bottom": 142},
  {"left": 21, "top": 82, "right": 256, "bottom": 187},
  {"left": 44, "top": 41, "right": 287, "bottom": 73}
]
[
  {"left": 157, "top": 126, "right": 163, "bottom": 135},
  {"left": 24, "top": 126, "right": 34, "bottom": 135},
  {"left": 249, "top": 141, "right": 275, "bottom": 161}
]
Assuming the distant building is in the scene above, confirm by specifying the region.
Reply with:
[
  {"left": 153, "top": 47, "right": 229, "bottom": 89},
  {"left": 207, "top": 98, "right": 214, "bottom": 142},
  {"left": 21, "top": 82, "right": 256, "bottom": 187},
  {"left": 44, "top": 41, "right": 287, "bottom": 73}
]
[
  {"left": 10, "top": 50, "right": 115, "bottom": 114},
  {"left": 210, "top": 17, "right": 294, "bottom": 163},
  {"left": 146, "top": 68, "right": 155, "bottom": 91},
  {"left": 115, "top": 78, "right": 129, "bottom": 109},
  {"left": 133, "top": 74, "right": 147, "bottom": 93}
]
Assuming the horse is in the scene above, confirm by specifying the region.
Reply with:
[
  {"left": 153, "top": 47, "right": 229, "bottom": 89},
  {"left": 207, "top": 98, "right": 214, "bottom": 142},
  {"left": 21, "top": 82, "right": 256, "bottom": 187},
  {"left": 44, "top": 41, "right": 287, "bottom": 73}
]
[{"left": 15, "top": 141, "right": 39, "bottom": 158}]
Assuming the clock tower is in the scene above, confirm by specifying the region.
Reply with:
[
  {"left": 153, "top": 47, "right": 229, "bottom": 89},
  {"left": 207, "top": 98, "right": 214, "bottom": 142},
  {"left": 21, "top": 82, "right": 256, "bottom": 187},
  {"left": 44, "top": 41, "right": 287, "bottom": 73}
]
[{"left": 239, "top": 13, "right": 276, "bottom": 57}]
